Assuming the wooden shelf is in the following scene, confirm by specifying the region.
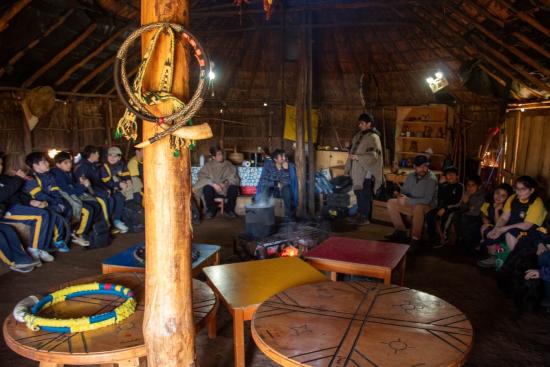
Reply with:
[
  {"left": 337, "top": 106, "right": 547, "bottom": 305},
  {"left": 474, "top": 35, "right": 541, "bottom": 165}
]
[
  {"left": 398, "top": 151, "right": 446, "bottom": 157},
  {"left": 398, "top": 136, "right": 446, "bottom": 141}
]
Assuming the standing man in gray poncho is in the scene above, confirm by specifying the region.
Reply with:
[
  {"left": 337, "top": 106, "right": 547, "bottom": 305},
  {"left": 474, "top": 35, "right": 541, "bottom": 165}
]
[
  {"left": 344, "top": 113, "right": 384, "bottom": 225},
  {"left": 193, "top": 146, "right": 240, "bottom": 219}
]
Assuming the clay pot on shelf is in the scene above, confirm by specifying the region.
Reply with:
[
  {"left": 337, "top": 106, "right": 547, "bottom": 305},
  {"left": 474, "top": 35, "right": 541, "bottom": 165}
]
[{"left": 228, "top": 147, "right": 244, "bottom": 165}]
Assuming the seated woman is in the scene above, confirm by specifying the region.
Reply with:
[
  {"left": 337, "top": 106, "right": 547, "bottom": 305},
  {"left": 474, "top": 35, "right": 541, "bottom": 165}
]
[
  {"left": 193, "top": 146, "right": 240, "bottom": 219},
  {"left": 478, "top": 176, "right": 547, "bottom": 268},
  {"left": 255, "top": 149, "right": 297, "bottom": 221}
]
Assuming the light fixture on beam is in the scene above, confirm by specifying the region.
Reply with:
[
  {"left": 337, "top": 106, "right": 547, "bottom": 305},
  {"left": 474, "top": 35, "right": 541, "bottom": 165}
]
[
  {"left": 426, "top": 71, "right": 448, "bottom": 93},
  {"left": 47, "top": 149, "right": 60, "bottom": 159}
]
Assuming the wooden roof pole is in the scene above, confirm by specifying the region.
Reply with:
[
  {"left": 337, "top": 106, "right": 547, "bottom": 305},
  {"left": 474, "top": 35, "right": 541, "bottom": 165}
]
[
  {"left": 464, "top": 0, "right": 549, "bottom": 60},
  {"left": 55, "top": 26, "right": 129, "bottom": 87},
  {"left": 418, "top": 6, "right": 550, "bottom": 93},
  {"left": 0, "top": 9, "right": 74, "bottom": 79},
  {"left": 71, "top": 55, "right": 115, "bottom": 92},
  {"left": 445, "top": 1, "right": 550, "bottom": 77},
  {"left": 141, "top": 0, "right": 195, "bottom": 366},
  {"left": 0, "top": 0, "right": 31, "bottom": 32},
  {"left": 493, "top": 0, "right": 550, "bottom": 37},
  {"left": 22, "top": 22, "right": 97, "bottom": 88}
]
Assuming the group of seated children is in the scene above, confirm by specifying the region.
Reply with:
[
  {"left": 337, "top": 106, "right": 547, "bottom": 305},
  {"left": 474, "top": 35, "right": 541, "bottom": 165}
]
[
  {"left": 385, "top": 157, "right": 549, "bottom": 307},
  {"left": 193, "top": 146, "right": 298, "bottom": 221},
  {"left": 0, "top": 145, "right": 144, "bottom": 273}
]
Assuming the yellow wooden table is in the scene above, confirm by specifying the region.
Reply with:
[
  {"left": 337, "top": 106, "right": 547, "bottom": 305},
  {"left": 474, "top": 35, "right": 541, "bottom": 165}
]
[{"left": 203, "top": 257, "right": 328, "bottom": 367}]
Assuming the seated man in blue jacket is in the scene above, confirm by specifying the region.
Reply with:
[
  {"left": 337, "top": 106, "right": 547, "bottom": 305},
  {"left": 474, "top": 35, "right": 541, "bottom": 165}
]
[{"left": 255, "top": 149, "right": 296, "bottom": 221}]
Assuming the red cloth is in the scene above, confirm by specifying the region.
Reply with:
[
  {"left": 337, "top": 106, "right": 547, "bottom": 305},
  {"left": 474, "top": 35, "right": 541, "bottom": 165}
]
[{"left": 306, "top": 236, "right": 408, "bottom": 269}]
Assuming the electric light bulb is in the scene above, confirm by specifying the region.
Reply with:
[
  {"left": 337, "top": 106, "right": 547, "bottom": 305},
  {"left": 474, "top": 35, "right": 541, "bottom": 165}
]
[
  {"left": 426, "top": 77, "right": 434, "bottom": 84},
  {"left": 208, "top": 70, "right": 216, "bottom": 80},
  {"left": 435, "top": 71, "right": 443, "bottom": 79}
]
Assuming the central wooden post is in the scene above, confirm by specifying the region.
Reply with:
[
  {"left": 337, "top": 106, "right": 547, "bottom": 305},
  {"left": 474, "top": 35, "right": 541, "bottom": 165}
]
[{"left": 141, "top": 1, "right": 196, "bottom": 367}]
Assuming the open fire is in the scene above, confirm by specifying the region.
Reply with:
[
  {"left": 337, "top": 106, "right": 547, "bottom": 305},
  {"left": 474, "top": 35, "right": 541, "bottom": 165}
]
[{"left": 280, "top": 245, "right": 299, "bottom": 257}]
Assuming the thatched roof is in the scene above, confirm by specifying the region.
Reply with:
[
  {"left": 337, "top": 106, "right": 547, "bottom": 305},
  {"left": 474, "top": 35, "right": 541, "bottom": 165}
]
[{"left": 0, "top": 0, "right": 548, "bottom": 104}]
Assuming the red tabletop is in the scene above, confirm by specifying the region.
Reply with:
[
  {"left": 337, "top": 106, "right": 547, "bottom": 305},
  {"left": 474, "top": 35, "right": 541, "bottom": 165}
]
[{"left": 305, "top": 236, "right": 409, "bottom": 269}]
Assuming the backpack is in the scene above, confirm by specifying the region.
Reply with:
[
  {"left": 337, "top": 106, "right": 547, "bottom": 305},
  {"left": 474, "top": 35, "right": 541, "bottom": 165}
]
[
  {"left": 88, "top": 219, "right": 111, "bottom": 248},
  {"left": 122, "top": 200, "right": 145, "bottom": 233}
]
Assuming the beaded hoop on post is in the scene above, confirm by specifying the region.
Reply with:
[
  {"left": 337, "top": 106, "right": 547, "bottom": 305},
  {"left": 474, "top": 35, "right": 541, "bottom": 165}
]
[
  {"left": 114, "top": 22, "right": 212, "bottom": 150},
  {"left": 13, "top": 283, "right": 137, "bottom": 333}
]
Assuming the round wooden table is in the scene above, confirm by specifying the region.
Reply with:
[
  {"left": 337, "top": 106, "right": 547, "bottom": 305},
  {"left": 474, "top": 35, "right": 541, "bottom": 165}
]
[
  {"left": 252, "top": 281, "right": 473, "bottom": 367},
  {"left": 3, "top": 272, "right": 217, "bottom": 367}
]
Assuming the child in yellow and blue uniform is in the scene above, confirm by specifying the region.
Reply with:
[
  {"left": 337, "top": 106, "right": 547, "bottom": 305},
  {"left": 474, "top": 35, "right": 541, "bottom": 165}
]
[
  {"left": 22, "top": 152, "right": 78, "bottom": 250},
  {"left": 73, "top": 146, "right": 112, "bottom": 227},
  {"left": 0, "top": 153, "right": 69, "bottom": 255},
  {"left": 51, "top": 152, "right": 103, "bottom": 244},
  {"left": 127, "top": 147, "right": 143, "bottom": 205},
  {"left": 0, "top": 154, "right": 43, "bottom": 271},
  {"left": 99, "top": 146, "right": 130, "bottom": 233},
  {"left": 480, "top": 183, "right": 513, "bottom": 245},
  {"left": 478, "top": 176, "right": 547, "bottom": 268}
]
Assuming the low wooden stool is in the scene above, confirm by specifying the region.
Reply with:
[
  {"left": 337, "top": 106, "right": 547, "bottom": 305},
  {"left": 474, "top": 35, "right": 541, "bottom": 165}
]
[{"left": 3, "top": 273, "right": 217, "bottom": 367}]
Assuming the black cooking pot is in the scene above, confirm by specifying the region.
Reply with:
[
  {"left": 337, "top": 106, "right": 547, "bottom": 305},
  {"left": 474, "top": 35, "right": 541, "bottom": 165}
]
[{"left": 245, "top": 203, "right": 275, "bottom": 238}]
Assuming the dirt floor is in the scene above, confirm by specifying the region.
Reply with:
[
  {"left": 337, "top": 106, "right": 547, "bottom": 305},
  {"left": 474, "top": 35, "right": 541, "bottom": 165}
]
[{"left": 1, "top": 217, "right": 550, "bottom": 367}]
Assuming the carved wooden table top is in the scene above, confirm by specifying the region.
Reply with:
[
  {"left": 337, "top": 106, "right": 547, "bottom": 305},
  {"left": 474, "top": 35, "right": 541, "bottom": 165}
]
[
  {"left": 3, "top": 273, "right": 216, "bottom": 366},
  {"left": 252, "top": 281, "right": 473, "bottom": 367}
]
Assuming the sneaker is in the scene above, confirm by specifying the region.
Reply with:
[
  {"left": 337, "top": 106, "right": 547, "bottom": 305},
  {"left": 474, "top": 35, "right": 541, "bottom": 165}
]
[
  {"left": 113, "top": 220, "right": 129, "bottom": 234},
  {"left": 224, "top": 212, "right": 237, "bottom": 219},
  {"left": 10, "top": 258, "right": 41, "bottom": 273},
  {"left": 353, "top": 215, "right": 370, "bottom": 226},
  {"left": 385, "top": 230, "right": 408, "bottom": 243},
  {"left": 71, "top": 233, "right": 90, "bottom": 247},
  {"left": 477, "top": 255, "right": 497, "bottom": 268},
  {"left": 27, "top": 247, "right": 54, "bottom": 262},
  {"left": 10, "top": 263, "right": 37, "bottom": 273},
  {"left": 54, "top": 240, "right": 70, "bottom": 253},
  {"left": 110, "top": 227, "right": 121, "bottom": 235}
]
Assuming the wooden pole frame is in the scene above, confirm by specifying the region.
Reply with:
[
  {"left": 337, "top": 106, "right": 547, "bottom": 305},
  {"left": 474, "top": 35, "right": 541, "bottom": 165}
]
[
  {"left": 22, "top": 22, "right": 97, "bottom": 88},
  {"left": 0, "top": 0, "right": 31, "bottom": 32},
  {"left": 55, "top": 26, "right": 130, "bottom": 87},
  {"left": 141, "top": 1, "right": 196, "bottom": 367},
  {"left": 0, "top": 10, "right": 74, "bottom": 79}
]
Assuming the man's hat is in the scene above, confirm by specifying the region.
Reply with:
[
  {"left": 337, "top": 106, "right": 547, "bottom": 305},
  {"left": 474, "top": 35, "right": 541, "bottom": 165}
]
[
  {"left": 413, "top": 155, "right": 430, "bottom": 166},
  {"left": 108, "top": 146, "right": 122, "bottom": 156}
]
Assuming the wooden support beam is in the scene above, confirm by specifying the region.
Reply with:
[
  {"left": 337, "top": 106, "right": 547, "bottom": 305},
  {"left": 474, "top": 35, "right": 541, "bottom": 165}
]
[
  {"left": 294, "top": 27, "right": 307, "bottom": 218},
  {"left": 22, "top": 22, "right": 97, "bottom": 88},
  {"left": 55, "top": 26, "right": 129, "bottom": 87},
  {"left": 493, "top": 0, "right": 550, "bottom": 37},
  {"left": 71, "top": 55, "right": 115, "bottom": 93},
  {"left": 0, "top": 0, "right": 31, "bottom": 32},
  {"left": 141, "top": 1, "right": 195, "bottom": 367},
  {"left": 446, "top": 1, "right": 550, "bottom": 77},
  {"left": 0, "top": 9, "right": 74, "bottom": 79}
]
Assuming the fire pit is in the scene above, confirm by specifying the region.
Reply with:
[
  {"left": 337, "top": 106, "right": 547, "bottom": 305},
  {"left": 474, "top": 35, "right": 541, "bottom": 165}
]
[{"left": 235, "top": 222, "right": 329, "bottom": 260}]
